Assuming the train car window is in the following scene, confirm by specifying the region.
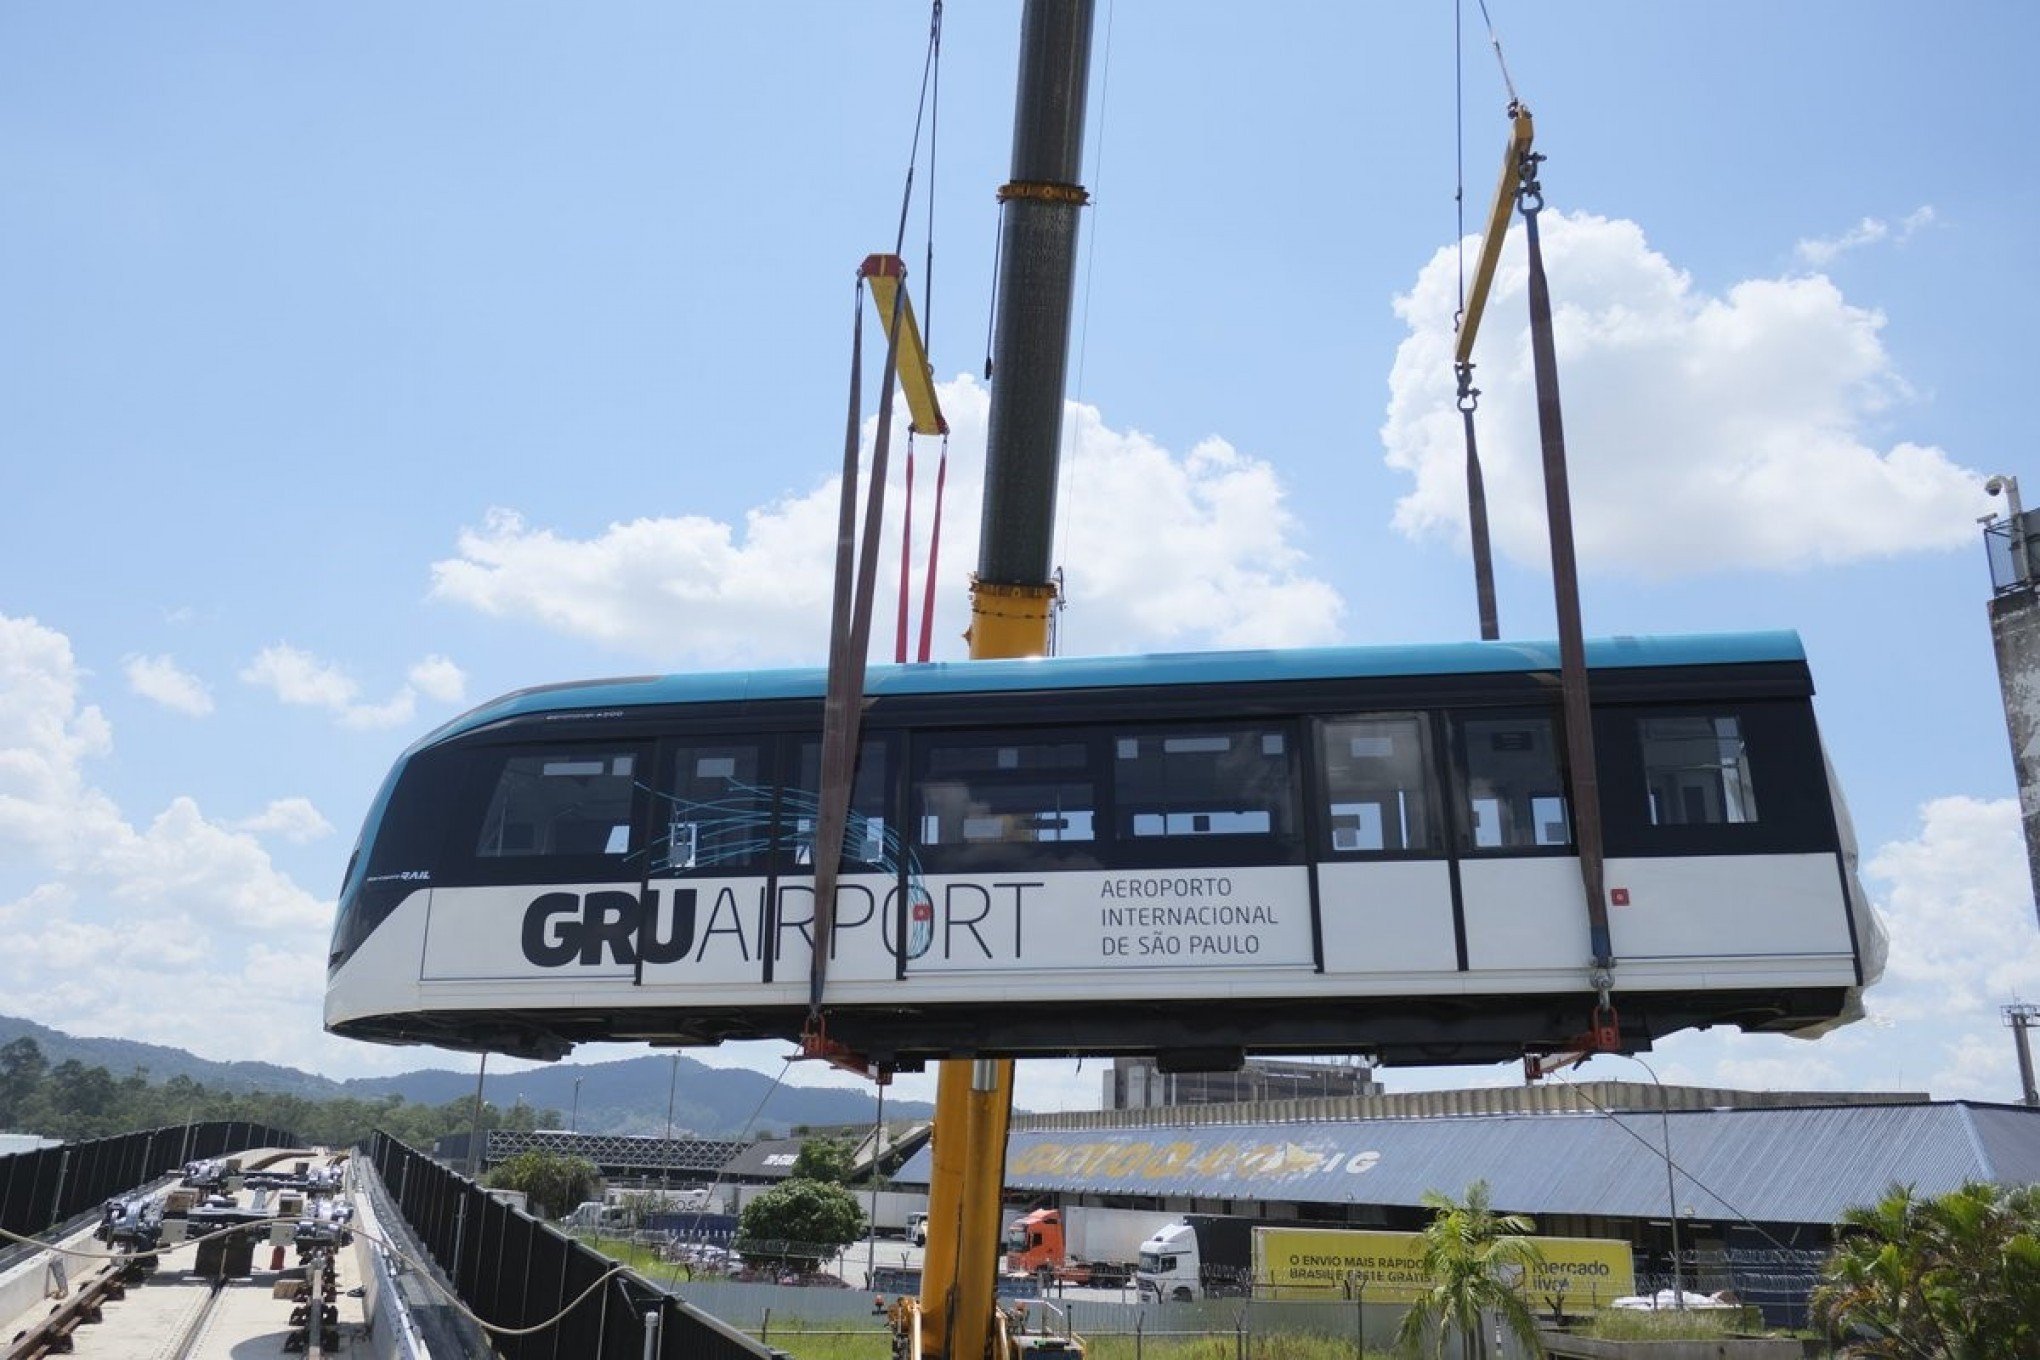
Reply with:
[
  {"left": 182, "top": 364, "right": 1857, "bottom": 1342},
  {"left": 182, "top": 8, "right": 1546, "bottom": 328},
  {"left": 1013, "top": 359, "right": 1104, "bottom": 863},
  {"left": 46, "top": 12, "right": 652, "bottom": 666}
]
[
  {"left": 1319, "top": 715, "right": 1440, "bottom": 854},
  {"left": 1113, "top": 726, "right": 1298, "bottom": 854},
  {"left": 787, "top": 738, "right": 893, "bottom": 871},
  {"left": 1458, "top": 714, "right": 1571, "bottom": 850},
  {"left": 1640, "top": 716, "right": 1758, "bottom": 825},
  {"left": 654, "top": 740, "right": 774, "bottom": 874},
  {"left": 1595, "top": 700, "right": 1835, "bottom": 857},
  {"left": 915, "top": 734, "right": 1098, "bottom": 864},
  {"left": 475, "top": 749, "right": 642, "bottom": 861}
]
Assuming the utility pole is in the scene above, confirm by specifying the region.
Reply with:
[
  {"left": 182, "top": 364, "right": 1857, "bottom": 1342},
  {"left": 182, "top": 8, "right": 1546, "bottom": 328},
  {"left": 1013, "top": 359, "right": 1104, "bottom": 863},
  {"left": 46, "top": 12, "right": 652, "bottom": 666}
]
[
  {"left": 2006, "top": 1003, "right": 2040, "bottom": 1107},
  {"left": 465, "top": 1053, "right": 488, "bottom": 1180}
]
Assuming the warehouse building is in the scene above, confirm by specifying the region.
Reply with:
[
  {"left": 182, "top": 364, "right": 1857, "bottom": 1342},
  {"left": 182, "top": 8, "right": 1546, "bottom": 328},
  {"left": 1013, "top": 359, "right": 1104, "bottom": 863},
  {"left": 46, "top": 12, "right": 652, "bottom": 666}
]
[{"left": 894, "top": 1085, "right": 2040, "bottom": 1324}]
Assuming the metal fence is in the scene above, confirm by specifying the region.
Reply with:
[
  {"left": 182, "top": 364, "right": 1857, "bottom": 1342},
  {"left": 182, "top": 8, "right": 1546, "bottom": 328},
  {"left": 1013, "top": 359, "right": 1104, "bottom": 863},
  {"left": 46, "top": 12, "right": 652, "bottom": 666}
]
[
  {"left": 0, "top": 1120, "right": 297, "bottom": 1249},
  {"left": 367, "top": 1130, "right": 780, "bottom": 1360}
]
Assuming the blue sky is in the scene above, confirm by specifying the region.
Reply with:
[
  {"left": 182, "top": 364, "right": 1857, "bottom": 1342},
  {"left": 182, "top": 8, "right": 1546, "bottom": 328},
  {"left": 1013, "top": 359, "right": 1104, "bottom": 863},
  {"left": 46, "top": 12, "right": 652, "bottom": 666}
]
[{"left": 2, "top": 3, "right": 2036, "bottom": 1116}]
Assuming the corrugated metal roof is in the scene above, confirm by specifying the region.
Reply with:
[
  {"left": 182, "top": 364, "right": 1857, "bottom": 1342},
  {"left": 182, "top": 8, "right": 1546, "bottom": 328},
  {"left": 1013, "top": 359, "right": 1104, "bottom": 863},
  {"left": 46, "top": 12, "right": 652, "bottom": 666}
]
[
  {"left": 892, "top": 1102, "right": 2040, "bottom": 1226},
  {"left": 718, "top": 1137, "right": 807, "bottom": 1180}
]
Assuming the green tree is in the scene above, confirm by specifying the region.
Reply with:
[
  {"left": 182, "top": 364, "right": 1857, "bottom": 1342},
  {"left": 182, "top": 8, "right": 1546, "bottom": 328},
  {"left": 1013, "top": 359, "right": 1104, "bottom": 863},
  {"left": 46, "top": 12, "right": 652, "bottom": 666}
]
[
  {"left": 737, "top": 1179, "right": 866, "bottom": 1274},
  {"left": 1396, "top": 1179, "right": 1546, "bottom": 1360},
  {"left": 792, "top": 1135, "right": 855, "bottom": 1184},
  {"left": 0, "top": 1037, "right": 47, "bottom": 1128},
  {"left": 1812, "top": 1181, "right": 2040, "bottom": 1358},
  {"left": 486, "top": 1148, "right": 601, "bottom": 1219}
]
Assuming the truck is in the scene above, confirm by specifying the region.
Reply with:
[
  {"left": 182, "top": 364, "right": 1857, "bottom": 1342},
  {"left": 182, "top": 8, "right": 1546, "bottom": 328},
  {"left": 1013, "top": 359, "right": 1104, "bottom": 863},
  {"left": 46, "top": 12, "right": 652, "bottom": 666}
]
[
  {"left": 1004, "top": 1207, "right": 1181, "bottom": 1288},
  {"left": 564, "top": 1201, "right": 633, "bottom": 1232},
  {"left": 1136, "top": 1218, "right": 1637, "bottom": 1307},
  {"left": 1136, "top": 1216, "right": 1266, "bottom": 1300}
]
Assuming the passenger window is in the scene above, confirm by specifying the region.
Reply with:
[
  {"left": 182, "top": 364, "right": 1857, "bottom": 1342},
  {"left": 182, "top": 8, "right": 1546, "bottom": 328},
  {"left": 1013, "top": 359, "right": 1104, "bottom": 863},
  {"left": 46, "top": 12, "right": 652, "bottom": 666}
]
[
  {"left": 915, "top": 736, "right": 1097, "bottom": 854},
  {"left": 1459, "top": 715, "right": 1570, "bottom": 850},
  {"left": 1320, "top": 716, "right": 1438, "bottom": 854},
  {"left": 655, "top": 741, "right": 773, "bottom": 874},
  {"left": 787, "top": 738, "right": 893, "bottom": 870},
  {"left": 474, "top": 750, "right": 641, "bottom": 860},
  {"left": 1115, "top": 726, "right": 1296, "bottom": 841},
  {"left": 1640, "top": 716, "right": 1758, "bottom": 825}
]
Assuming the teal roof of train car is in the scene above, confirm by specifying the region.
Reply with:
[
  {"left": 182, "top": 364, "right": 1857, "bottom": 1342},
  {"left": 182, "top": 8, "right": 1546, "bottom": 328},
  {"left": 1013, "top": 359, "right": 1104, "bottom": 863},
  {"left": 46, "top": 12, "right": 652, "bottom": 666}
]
[{"left": 419, "top": 631, "right": 1807, "bottom": 750}]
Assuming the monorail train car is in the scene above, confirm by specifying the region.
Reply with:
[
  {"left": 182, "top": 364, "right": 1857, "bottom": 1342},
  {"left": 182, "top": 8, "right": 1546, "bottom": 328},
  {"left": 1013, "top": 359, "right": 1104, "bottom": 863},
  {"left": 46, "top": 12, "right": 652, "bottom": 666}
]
[{"left": 324, "top": 632, "right": 1885, "bottom": 1067}]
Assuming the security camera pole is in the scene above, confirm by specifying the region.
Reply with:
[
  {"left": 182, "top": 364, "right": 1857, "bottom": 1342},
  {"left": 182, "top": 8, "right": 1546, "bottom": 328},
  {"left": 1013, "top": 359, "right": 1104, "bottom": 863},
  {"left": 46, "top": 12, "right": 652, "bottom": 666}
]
[{"left": 1982, "top": 474, "right": 2040, "bottom": 931}]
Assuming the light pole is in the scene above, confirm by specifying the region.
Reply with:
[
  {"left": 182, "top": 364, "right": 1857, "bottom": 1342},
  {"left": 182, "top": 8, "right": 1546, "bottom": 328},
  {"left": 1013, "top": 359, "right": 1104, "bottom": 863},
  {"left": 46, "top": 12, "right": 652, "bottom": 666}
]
[
  {"left": 570, "top": 1077, "right": 582, "bottom": 1135},
  {"left": 1625, "top": 1055, "right": 1684, "bottom": 1309},
  {"left": 2006, "top": 1003, "right": 2040, "bottom": 1106},
  {"left": 664, "top": 1055, "right": 680, "bottom": 1199},
  {"left": 466, "top": 1053, "right": 489, "bottom": 1181}
]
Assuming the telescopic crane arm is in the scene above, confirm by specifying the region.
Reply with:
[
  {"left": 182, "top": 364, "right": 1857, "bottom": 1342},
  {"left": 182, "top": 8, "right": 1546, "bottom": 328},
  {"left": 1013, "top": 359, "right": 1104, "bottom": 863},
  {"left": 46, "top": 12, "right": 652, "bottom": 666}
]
[{"left": 915, "top": 5, "right": 1095, "bottom": 1360}]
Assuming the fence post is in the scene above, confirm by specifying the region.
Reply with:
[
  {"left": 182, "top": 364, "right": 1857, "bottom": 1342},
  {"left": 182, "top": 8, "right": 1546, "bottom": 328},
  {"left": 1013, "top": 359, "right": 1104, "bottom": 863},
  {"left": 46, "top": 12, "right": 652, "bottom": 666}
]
[{"left": 47, "top": 1150, "right": 70, "bottom": 1228}]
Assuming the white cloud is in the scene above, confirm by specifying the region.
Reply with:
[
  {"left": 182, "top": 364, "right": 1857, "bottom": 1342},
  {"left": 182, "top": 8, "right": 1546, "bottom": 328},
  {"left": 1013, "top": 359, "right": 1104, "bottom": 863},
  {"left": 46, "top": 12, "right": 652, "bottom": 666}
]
[
  {"left": 406, "top": 655, "right": 467, "bottom": 704},
  {"left": 232, "top": 797, "right": 335, "bottom": 845},
  {"left": 124, "top": 653, "right": 214, "bottom": 717},
  {"left": 240, "top": 643, "right": 464, "bottom": 730},
  {"left": 1794, "top": 205, "right": 1938, "bottom": 266},
  {"left": 1382, "top": 209, "right": 1980, "bottom": 576},
  {"left": 0, "top": 612, "right": 350, "bottom": 1067},
  {"left": 429, "top": 378, "right": 1343, "bottom": 666}
]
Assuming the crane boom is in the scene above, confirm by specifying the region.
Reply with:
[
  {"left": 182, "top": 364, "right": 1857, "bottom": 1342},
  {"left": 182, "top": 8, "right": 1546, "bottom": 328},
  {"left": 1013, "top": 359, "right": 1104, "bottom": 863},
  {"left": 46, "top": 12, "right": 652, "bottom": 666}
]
[{"left": 920, "top": 5, "right": 1095, "bottom": 1359}]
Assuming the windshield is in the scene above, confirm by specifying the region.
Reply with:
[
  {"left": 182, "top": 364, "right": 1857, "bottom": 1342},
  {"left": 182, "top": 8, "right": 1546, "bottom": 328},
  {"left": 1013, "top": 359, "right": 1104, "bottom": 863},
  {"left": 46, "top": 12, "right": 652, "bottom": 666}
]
[
  {"left": 1006, "top": 1222, "right": 1029, "bottom": 1251},
  {"left": 1139, "top": 1251, "right": 1175, "bottom": 1275}
]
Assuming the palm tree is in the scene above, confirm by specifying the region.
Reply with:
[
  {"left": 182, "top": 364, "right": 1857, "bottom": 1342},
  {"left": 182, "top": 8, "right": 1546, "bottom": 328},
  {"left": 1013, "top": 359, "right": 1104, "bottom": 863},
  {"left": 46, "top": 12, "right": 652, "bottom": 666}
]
[
  {"left": 1812, "top": 1181, "right": 2040, "bottom": 1358},
  {"left": 1396, "top": 1179, "right": 1546, "bottom": 1359}
]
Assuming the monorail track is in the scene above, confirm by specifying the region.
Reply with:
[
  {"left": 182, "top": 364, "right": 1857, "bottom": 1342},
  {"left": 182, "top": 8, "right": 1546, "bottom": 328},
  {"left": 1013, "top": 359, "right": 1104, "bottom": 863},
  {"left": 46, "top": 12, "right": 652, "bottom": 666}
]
[{"left": 1, "top": 1151, "right": 367, "bottom": 1360}]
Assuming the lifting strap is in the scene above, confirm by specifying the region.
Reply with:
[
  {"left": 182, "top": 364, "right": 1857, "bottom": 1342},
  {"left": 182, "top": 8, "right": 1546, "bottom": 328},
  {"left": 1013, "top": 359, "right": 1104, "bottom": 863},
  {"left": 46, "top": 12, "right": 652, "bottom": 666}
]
[
  {"left": 808, "top": 274, "right": 910, "bottom": 1032},
  {"left": 1515, "top": 130, "right": 1618, "bottom": 1015},
  {"left": 1456, "top": 363, "right": 1500, "bottom": 641}
]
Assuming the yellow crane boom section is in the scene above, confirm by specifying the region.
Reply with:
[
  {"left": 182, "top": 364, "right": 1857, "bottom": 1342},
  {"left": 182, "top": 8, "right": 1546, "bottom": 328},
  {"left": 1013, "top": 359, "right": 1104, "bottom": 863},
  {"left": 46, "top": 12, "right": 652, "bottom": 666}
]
[
  {"left": 1453, "top": 106, "right": 1534, "bottom": 370},
  {"left": 861, "top": 253, "right": 949, "bottom": 437}
]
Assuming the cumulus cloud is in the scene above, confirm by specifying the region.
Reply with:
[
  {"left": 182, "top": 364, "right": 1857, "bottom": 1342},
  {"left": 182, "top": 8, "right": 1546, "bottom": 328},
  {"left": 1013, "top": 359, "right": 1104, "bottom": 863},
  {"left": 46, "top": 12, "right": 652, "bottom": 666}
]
[
  {"left": 429, "top": 378, "right": 1343, "bottom": 666},
  {"left": 232, "top": 797, "right": 335, "bottom": 845},
  {"left": 1867, "top": 795, "right": 2040, "bottom": 1020},
  {"left": 1382, "top": 209, "right": 1980, "bottom": 576},
  {"left": 0, "top": 612, "right": 346, "bottom": 1065},
  {"left": 240, "top": 644, "right": 465, "bottom": 729},
  {"left": 1795, "top": 206, "right": 1938, "bottom": 267},
  {"left": 124, "top": 653, "right": 214, "bottom": 717}
]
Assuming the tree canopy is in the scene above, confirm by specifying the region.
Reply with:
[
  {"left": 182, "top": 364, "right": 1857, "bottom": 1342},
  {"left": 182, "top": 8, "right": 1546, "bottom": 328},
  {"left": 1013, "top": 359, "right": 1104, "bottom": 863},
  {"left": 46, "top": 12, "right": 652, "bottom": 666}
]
[
  {"left": 1813, "top": 1180, "right": 2040, "bottom": 1358},
  {"left": 737, "top": 1178, "right": 866, "bottom": 1274},
  {"left": 791, "top": 1134, "right": 855, "bottom": 1184},
  {"left": 486, "top": 1148, "right": 601, "bottom": 1219}
]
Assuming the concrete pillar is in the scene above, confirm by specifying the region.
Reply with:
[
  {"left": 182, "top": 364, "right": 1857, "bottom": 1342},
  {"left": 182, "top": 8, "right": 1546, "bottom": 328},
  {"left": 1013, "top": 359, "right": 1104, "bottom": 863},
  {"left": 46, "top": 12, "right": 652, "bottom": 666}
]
[{"left": 1988, "top": 588, "right": 2040, "bottom": 929}]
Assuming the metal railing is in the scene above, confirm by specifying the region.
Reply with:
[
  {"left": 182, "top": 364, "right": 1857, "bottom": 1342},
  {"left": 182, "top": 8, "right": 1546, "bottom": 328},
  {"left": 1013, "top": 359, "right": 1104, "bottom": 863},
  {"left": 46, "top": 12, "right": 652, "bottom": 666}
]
[{"left": 367, "top": 1130, "right": 780, "bottom": 1359}]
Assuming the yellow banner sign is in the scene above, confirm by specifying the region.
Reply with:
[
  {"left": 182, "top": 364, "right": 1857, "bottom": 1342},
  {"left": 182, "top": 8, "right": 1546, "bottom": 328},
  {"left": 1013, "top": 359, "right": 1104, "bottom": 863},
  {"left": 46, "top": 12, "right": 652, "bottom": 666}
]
[{"left": 1252, "top": 1227, "right": 1635, "bottom": 1306}]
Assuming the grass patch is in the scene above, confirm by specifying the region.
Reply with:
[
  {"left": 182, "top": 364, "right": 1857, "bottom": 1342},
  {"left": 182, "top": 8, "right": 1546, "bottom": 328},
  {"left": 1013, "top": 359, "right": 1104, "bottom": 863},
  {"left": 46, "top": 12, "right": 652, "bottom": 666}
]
[{"left": 1576, "top": 1306, "right": 1770, "bottom": 1340}]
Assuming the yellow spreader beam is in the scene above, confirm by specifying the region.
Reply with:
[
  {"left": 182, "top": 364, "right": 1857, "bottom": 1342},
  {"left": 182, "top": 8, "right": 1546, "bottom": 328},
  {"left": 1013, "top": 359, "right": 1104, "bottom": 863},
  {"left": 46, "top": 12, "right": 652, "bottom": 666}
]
[
  {"left": 1453, "top": 105, "right": 1534, "bottom": 370},
  {"left": 861, "top": 254, "right": 949, "bottom": 438}
]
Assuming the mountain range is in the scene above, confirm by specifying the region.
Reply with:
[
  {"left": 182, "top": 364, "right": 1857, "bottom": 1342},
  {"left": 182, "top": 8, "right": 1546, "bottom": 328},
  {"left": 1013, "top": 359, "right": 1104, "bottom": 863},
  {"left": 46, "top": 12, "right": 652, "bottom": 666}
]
[{"left": 0, "top": 1013, "right": 936, "bottom": 1137}]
